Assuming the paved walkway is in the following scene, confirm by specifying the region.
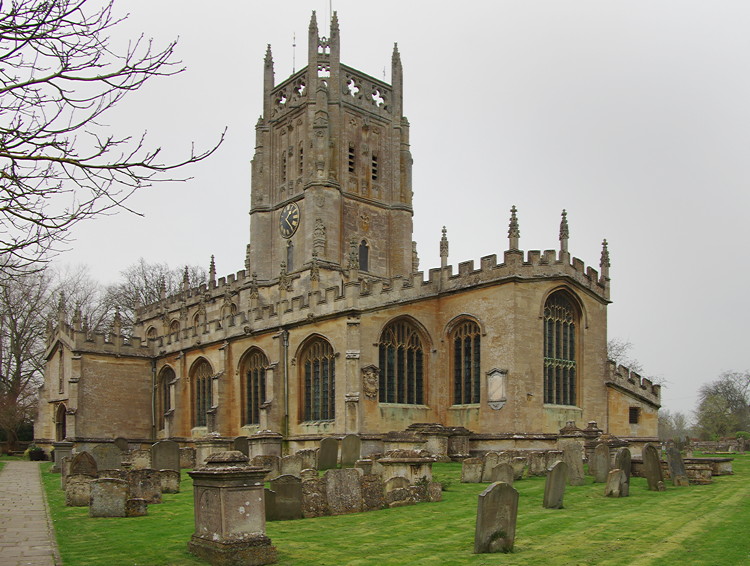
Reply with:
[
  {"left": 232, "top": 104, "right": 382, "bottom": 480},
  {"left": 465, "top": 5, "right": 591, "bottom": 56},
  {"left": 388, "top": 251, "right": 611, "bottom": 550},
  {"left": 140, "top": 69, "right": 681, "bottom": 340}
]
[{"left": 0, "top": 461, "right": 61, "bottom": 565}]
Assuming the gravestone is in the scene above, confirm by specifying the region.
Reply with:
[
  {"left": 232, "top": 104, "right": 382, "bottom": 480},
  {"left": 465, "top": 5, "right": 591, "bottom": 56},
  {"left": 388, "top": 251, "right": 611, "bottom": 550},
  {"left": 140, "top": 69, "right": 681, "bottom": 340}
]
[
  {"left": 128, "top": 469, "right": 162, "bottom": 504},
  {"left": 89, "top": 478, "right": 129, "bottom": 517},
  {"left": 642, "top": 444, "right": 665, "bottom": 491},
  {"left": 474, "top": 482, "right": 519, "bottom": 554},
  {"left": 604, "top": 469, "right": 628, "bottom": 497},
  {"left": 297, "top": 449, "right": 318, "bottom": 470},
  {"left": 70, "top": 451, "right": 98, "bottom": 477},
  {"left": 511, "top": 457, "right": 527, "bottom": 480},
  {"left": 355, "top": 459, "right": 374, "bottom": 474},
  {"left": 593, "top": 444, "right": 610, "bottom": 483},
  {"left": 60, "top": 456, "right": 73, "bottom": 489},
  {"left": 280, "top": 454, "right": 303, "bottom": 477},
  {"left": 233, "top": 436, "right": 249, "bottom": 456},
  {"left": 666, "top": 444, "right": 689, "bottom": 487},
  {"left": 91, "top": 444, "right": 122, "bottom": 471},
  {"left": 160, "top": 469, "right": 181, "bottom": 494},
  {"left": 325, "top": 468, "right": 363, "bottom": 515},
  {"left": 461, "top": 458, "right": 484, "bottom": 483},
  {"left": 482, "top": 452, "right": 502, "bottom": 482},
  {"left": 341, "top": 434, "right": 361, "bottom": 467},
  {"left": 151, "top": 440, "right": 180, "bottom": 472},
  {"left": 65, "top": 475, "right": 93, "bottom": 506},
  {"left": 125, "top": 498, "right": 148, "bottom": 517},
  {"left": 113, "top": 437, "right": 129, "bottom": 453},
  {"left": 427, "top": 482, "right": 443, "bottom": 502},
  {"left": 384, "top": 476, "right": 412, "bottom": 508},
  {"left": 361, "top": 473, "right": 385, "bottom": 511},
  {"left": 130, "top": 449, "right": 151, "bottom": 469},
  {"left": 542, "top": 460, "right": 568, "bottom": 509},
  {"left": 318, "top": 437, "right": 339, "bottom": 470},
  {"left": 300, "top": 468, "right": 318, "bottom": 481},
  {"left": 98, "top": 469, "right": 128, "bottom": 481},
  {"left": 614, "top": 447, "right": 632, "bottom": 481},
  {"left": 529, "top": 452, "right": 548, "bottom": 476},
  {"left": 180, "top": 447, "right": 196, "bottom": 469},
  {"left": 489, "top": 463, "right": 515, "bottom": 485},
  {"left": 269, "top": 475, "right": 303, "bottom": 520},
  {"left": 251, "top": 455, "right": 281, "bottom": 481},
  {"left": 302, "top": 477, "right": 328, "bottom": 518},
  {"left": 561, "top": 441, "right": 586, "bottom": 486},
  {"left": 264, "top": 488, "right": 277, "bottom": 521}
]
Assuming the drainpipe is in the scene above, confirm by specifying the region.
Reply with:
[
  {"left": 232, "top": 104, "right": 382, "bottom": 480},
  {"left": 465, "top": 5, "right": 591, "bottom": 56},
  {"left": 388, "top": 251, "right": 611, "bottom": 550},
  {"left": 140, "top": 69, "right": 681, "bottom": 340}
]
[
  {"left": 282, "top": 329, "right": 290, "bottom": 439},
  {"left": 151, "top": 359, "right": 157, "bottom": 441}
]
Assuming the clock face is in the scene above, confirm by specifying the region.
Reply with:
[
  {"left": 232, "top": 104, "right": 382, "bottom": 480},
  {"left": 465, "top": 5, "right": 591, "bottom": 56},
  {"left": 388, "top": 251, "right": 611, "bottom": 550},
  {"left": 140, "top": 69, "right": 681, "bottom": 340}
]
[{"left": 279, "top": 202, "right": 300, "bottom": 238}]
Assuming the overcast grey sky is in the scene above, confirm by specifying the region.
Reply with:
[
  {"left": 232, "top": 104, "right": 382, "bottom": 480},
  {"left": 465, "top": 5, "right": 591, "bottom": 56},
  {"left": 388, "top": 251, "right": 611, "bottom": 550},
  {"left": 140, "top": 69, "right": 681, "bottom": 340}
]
[{"left": 56, "top": 1, "right": 750, "bottom": 419}]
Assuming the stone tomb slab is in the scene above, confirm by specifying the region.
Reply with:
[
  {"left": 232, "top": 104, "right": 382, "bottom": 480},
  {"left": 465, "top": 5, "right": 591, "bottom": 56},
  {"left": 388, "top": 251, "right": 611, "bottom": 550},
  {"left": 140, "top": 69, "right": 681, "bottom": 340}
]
[
  {"left": 474, "top": 482, "right": 519, "bottom": 554},
  {"left": 542, "top": 460, "right": 568, "bottom": 509}
]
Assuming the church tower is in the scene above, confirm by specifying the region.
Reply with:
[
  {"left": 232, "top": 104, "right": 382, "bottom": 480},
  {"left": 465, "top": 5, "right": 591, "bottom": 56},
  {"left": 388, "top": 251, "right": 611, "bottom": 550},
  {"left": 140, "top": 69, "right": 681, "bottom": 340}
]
[{"left": 247, "top": 12, "right": 414, "bottom": 283}]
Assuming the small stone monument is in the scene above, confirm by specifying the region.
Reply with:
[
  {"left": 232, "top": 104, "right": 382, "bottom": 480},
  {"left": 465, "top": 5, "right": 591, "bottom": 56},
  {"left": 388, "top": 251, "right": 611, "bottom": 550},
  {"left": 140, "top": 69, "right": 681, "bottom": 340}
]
[
  {"left": 188, "top": 450, "right": 276, "bottom": 565},
  {"left": 542, "top": 461, "right": 568, "bottom": 509},
  {"left": 474, "top": 482, "right": 519, "bottom": 554}
]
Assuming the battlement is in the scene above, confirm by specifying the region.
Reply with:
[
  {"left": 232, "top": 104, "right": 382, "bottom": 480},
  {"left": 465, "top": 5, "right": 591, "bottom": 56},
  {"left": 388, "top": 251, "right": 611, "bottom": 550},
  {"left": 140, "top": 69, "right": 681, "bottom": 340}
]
[
  {"left": 605, "top": 360, "right": 661, "bottom": 407},
  {"left": 47, "top": 320, "right": 152, "bottom": 359}
]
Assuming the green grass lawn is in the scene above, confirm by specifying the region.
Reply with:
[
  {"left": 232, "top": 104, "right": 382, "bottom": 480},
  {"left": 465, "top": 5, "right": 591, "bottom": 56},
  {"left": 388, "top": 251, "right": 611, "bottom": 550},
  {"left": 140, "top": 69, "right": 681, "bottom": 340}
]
[{"left": 43, "top": 454, "right": 750, "bottom": 566}]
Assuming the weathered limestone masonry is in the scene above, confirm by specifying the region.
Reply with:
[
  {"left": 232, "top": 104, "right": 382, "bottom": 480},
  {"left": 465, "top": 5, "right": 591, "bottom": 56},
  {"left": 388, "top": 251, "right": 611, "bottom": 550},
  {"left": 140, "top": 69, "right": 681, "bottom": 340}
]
[{"left": 35, "top": 12, "right": 660, "bottom": 459}]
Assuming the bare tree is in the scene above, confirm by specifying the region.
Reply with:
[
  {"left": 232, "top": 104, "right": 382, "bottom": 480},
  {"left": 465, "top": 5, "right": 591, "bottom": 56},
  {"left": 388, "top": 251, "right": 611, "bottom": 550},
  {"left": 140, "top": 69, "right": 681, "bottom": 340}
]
[
  {"left": 0, "top": 0, "right": 223, "bottom": 270},
  {"left": 694, "top": 371, "right": 750, "bottom": 439},
  {"left": 607, "top": 338, "right": 644, "bottom": 374}
]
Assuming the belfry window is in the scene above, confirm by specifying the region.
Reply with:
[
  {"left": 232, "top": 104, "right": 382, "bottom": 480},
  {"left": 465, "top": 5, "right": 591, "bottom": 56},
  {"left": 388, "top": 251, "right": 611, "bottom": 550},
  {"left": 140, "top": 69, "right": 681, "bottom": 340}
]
[
  {"left": 192, "top": 359, "right": 213, "bottom": 427},
  {"left": 358, "top": 240, "right": 369, "bottom": 272},
  {"left": 378, "top": 319, "right": 425, "bottom": 404},
  {"left": 452, "top": 320, "right": 481, "bottom": 405},
  {"left": 543, "top": 291, "right": 578, "bottom": 405},
  {"left": 298, "top": 144, "right": 304, "bottom": 175},
  {"left": 242, "top": 349, "right": 267, "bottom": 426},
  {"left": 348, "top": 144, "right": 356, "bottom": 173},
  {"left": 301, "top": 338, "right": 335, "bottom": 421},
  {"left": 371, "top": 153, "right": 379, "bottom": 181}
]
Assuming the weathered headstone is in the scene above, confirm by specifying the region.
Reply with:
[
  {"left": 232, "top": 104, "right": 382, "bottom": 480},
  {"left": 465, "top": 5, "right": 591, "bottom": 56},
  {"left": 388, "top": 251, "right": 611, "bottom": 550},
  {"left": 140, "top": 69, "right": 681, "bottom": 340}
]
[
  {"left": 461, "top": 457, "right": 484, "bottom": 483},
  {"left": 280, "top": 454, "right": 303, "bottom": 477},
  {"left": 593, "top": 444, "right": 610, "bottom": 483},
  {"left": 482, "top": 452, "right": 502, "bottom": 482},
  {"left": 529, "top": 451, "right": 548, "bottom": 476},
  {"left": 160, "top": 469, "right": 181, "bottom": 494},
  {"left": 302, "top": 477, "right": 328, "bottom": 518},
  {"left": 60, "top": 456, "right": 73, "bottom": 489},
  {"left": 384, "top": 476, "right": 412, "bottom": 508},
  {"left": 511, "top": 457, "right": 527, "bottom": 480},
  {"left": 666, "top": 444, "right": 689, "bottom": 486},
  {"left": 130, "top": 449, "right": 151, "bottom": 470},
  {"left": 180, "top": 447, "right": 196, "bottom": 469},
  {"left": 297, "top": 449, "right": 318, "bottom": 470},
  {"left": 128, "top": 469, "right": 162, "bottom": 504},
  {"left": 361, "top": 473, "right": 385, "bottom": 511},
  {"left": 427, "top": 482, "right": 443, "bottom": 502},
  {"left": 319, "top": 437, "right": 339, "bottom": 470},
  {"left": 325, "top": 468, "right": 363, "bottom": 515},
  {"left": 91, "top": 444, "right": 122, "bottom": 471},
  {"left": 642, "top": 444, "right": 665, "bottom": 491},
  {"left": 98, "top": 469, "right": 128, "bottom": 481},
  {"left": 489, "top": 463, "right": 515, "bottom": 485},
  {"left": 251, "top": 455, "right": 281, "bottom": 481},
  {"left": 269, "top": 475, "right": 303, "bottom": 520},
  {"left": 233, "top": 436, "right": 249, "bottom": 456},
  {"left": 113, "top": 437, "right": 129, "bottom": 453},
  {"left": 604, "top": 469, "right": 628, "bottom": 497},
  {"left": 89, "top": 478, "right": 129, "bottom": 517},
  {"left": 542, "top": 461, "right": 568, "bottom": 509},
  {"left": 125, "top": 498, "right": 148, "bottom": 517},
  {"left": 561, "top": 441, "right": 586, "bottom": 486},
  {"left": 341, "top": 434, "right": 361, "bottom": 467},
  {"left": 151, "top": 440, "right": 180, "bottom": 472},
  {"left": 70, "top": 451, "right": 98, "bottom": 477},
  {"left": 65, "top": 475, "right": 93, "bottom": 506},
  {"left": 300, "top": 468, "right": 318, "bottom": 481},
  {"left": 614, "top": 447, "right": 632, "bottom": 481},
  {"left": 474, "top": 482, "right": 519, "bottom": 554},
  {"left": 264, "top": 488, "right": 277, "bottom": 521}
]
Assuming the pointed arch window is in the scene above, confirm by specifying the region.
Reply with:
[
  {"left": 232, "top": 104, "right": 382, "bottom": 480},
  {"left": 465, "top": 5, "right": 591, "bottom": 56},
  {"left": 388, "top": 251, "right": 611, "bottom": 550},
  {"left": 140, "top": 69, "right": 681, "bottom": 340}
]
[
  {"left": 358, "top": 240, "right": 369, "bottom": 272},
  {"left": 543, "top": 291, "right": 578, "bottom": 406},
  {"left": 55, "top": 403, "right": 67, "bottom": 441},
  {"left": 157, "top": 367, "right": 174, "bottom": 431},
  {"left": 301, "top": 338, "right": 335, "bottom": 421},
  {"left": 378, "top": 319, "right": 425, "bottom": 404},
  {"left": 452, "top": 320, "right": 481, "bottom": 405},
  {"left": 242, "top": 349, "right": 268, "bottom": 425},
  {"left": 192, "top": 359, "right": 213, "bottom": 427}
]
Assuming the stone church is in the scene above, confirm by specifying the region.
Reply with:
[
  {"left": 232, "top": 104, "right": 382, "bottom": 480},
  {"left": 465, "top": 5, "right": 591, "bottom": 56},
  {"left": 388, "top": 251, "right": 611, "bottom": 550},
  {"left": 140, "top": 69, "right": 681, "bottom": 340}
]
[{"left": 35, "top": 13, "right": 660, "bottom": 457}]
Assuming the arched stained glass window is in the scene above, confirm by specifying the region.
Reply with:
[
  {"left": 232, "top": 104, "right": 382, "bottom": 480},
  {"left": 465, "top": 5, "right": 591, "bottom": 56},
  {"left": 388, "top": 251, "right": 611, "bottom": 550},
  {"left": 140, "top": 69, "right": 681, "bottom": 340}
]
[
  {"left": 543, "top": 292, "right": 578, "bottom": 406},
  {"left": 301, "top": 338, "right": 335, "bottom": 421},
  {"left": 242, "top": 349, "right": 268, "bottom": 425},
  {"left": 157, "top": 366, "right": 174, "bottom": 431},
  {"left": 192, "top": 359, "right": 213, "bottom": 427},
  {"left": 452, "top": 320, "right": 481, "bottom": 405},
  {"left": 378, "top": 320, "right": 425, "bottom": 404},
  {"left": 359, "top": 240, "right": 369, "bottom": 272}
]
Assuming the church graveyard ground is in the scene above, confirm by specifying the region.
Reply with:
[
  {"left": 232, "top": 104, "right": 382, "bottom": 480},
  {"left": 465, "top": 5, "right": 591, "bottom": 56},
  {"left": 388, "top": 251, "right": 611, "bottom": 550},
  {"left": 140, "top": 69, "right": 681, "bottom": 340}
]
[{"left": 39, "top": 454, "right": 750, "bottom": 566}]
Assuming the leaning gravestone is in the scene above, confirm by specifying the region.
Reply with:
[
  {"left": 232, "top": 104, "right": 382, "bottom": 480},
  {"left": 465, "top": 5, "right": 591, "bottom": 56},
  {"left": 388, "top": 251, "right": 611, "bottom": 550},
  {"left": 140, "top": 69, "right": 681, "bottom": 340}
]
[
  {"left": 593, "top": 444, "right": 610, "bottom": 483},
  {"left": 489, "top": 463, "right": 515, "bottom": 485},
  {"left": 614, "top": 447, "right": 632, "bottom": 481},
  {"left": 70, "top": 451, "right": 98, "bottom": 477},
  {"left": 482, "top": 452, "right": 502, "bottom": 482},
  {"left": 665, "top": 444, "right": 689, "bottom": 487},
  {"left": 151, "top": 440, "right": 180, "bottom": 472},
  {"left": 604, "top": 469, "right": 628, "bottom": 497},
  {"left": 91, "top": 444, "right": 122, "bottom": 471},
  {"left": 318, "top": 437, "right": 339, "bottom": 470},
  {"left": 269, "top": 475, "right": 303, "bottom": 520},
  {"left": 89, "top": 478, "right": 129, "bottom": 517},
  {"left": 461, "top": 458, "right": 484, "bottom": 483},
  {"left": 341, "top": 434, "right": 361, "bottom": 467},
  {"left": 474, "top": 482, "right": 519, "bottom": 554},
  {"left": 642, "top": 444, "right": 665, "bottom": 491},
  {"left": 325, "top": 468, "right": 363, "bottom": 515},
  {"left": 561, "top": 441, "right": 586, "bottom": 486},
  {"left": 542, "top": 460, "right": 568, "bottom": 509}
]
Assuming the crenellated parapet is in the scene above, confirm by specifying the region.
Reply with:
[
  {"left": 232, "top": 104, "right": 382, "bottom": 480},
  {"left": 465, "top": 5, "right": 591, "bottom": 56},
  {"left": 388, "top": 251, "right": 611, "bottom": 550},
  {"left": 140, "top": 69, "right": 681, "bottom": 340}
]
[
  {"left": 46, "top": 318, "right": 151, "bottom": 358},
  {"left": 605, "top": 360, "right": 661, "bottom": 407}
]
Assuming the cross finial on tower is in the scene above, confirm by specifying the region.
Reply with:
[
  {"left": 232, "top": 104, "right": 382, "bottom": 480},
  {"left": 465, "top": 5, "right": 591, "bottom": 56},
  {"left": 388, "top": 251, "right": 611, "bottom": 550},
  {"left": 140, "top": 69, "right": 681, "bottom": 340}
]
[
  {"left": 508, "top": 206, "right": 520, "bottom": 250},
  {"left": 600, "top": 239, "right": 610, "bottom": 279},
  {"left": 209, "top": 255, "right": 216, "bottom": 284},
  {"left": 559, "top": 209, "right": 569, "bottom": 253},
  {"left": 182, "top": 266, "right": 189, "bottom": 292},
  {"left": 440, "top": 226, "right": 449, "bottom": 268}
]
